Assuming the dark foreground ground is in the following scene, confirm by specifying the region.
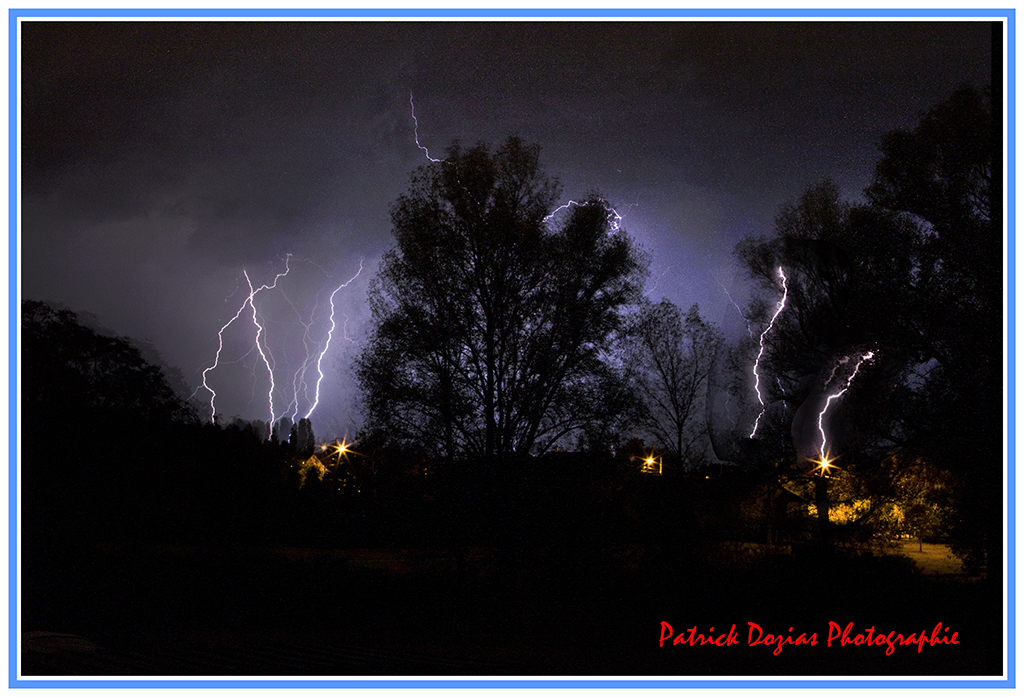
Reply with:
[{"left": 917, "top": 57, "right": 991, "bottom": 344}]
[{"left": 20, "top": 542, "right": 1002, "bottom": 679}]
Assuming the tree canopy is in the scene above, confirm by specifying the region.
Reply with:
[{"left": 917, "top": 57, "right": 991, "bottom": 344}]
[
  {"left": 867, "top": 84, "right": 1001, "bottom": 572},
  {"left": 356, "top": 137, "right": 647, "bottom": 460},
  {"left": 22, "top": 300, "right": 193, "bottom": 431},
  {"left": 717, "top": 85, "right": 1001, "bottom": 563}
]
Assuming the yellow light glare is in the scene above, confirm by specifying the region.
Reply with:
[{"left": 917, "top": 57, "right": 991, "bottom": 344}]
[
  {"left": 331, "top": 435, "right": 359, "bottom": 461},
  {"left": 809, "top": 450, "right": 838, "bottom": 476},
  {"left": 639, "top": 451, "right": 662, "bottom": 475}
]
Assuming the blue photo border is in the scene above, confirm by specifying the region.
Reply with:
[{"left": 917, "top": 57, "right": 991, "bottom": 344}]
[{"left": 7, "top": 6, "right": 1016, "bottom": 689}]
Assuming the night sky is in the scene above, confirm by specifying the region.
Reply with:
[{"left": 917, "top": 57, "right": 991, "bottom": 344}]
[{"left": 20, "top": 20, "right": 993, "bottom": 439}]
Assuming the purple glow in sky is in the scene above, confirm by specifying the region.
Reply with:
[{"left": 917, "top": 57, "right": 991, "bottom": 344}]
[{"left": 20, "top": 20, "right": 992, "bottom": 438}]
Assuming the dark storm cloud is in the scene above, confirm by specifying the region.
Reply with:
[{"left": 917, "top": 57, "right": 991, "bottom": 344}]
[
  {"left": 23, "top": 21, "right": 991, "bottom": 226},
  {"left": 20, "top": 18, "right": 993, "bottom": 432},
  {"left": 24, "top": 22, "right": 418, "bottom": 263}
]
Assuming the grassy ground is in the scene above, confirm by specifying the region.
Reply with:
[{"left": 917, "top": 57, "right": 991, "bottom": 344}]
[
  {"left": 897, "top": 541, "right": 964, "bottom": 575},
  {"left": 20, "top": 539, "right": 1002, "bottom": 678}
]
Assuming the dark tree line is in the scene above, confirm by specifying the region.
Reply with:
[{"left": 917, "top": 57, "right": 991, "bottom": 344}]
[
  {"left": 22, "top": 300, "right": 193, "bottom": 430},
  {"left": 20, "top": 84, "right": 1003, "bottom": 576},
  {"left": 20, "top": 301, "right": 347, "bottom": 556}
]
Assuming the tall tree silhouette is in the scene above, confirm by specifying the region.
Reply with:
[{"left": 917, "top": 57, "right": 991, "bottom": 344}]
[
  {"left": 867, "top": 84, "right": 1001, "bottom": 574},
  {"left": 356, "top": 137, "right": 646, "bottom": 460},
  {"left": 621, "top": 299, "right": 722, "bottom": 470}
]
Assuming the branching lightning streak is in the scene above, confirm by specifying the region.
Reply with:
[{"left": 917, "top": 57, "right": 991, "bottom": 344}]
[
  {"left": 749, "top": 266, "right": 789, "bottom": 438},
  {"left": 287, "top": 299, "right": 320, "bottom": 421},
  {"left": 192, "top": 296, "right": 254, "bottom": 423},
  {"left": 721, "top": 391, "right": 740, "bottom": 429},
  {"left": 244, "top": 256, "right": 301, "bottom": 425},
  {"left": 245, "top": 269, "right": 279, "bottom": 425},
  {"left": 718, "top": 278, "right": 755, "bottom": 338},
  {"left": 643, "top": 264, "right": 673, "bottom": 299},
  {"left": 410, "top": 92, "right": 442, "bottom": 163},
  {"left": 195, "top": 254, "right": 351, "bottom": 430},
  {"left": 305, "top": 259, "right": 365, "bottom": 419},
  {"left": 193, "top": 256, "right": 293, "bottom": 425},
  {"left": 543, "top": 199, "right": 623, "bottom": 231},
  {"left": 816, "top": 350, "right": 875, "bottom": 462},
  {"left": 410, "top": 94, "right": 624, "bottom": 233}
]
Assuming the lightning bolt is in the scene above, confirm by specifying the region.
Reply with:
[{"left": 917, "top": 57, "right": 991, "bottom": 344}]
[
  {"left": 543, "top": 199, "right": 623, "bottom": 231},
  {"left": 305, "top": 259, "right": 365, "bottom": 419},
  {"left": 192, "top": 255, "right": 293, "bottom": 424},
  {"left": 246, "top": 256, "right": 301, "bottom": 427},
  {"left": 749, "top": 266, "right": 789, "bottom": 438},
  {"left": 192, "top": 293, "right": 255, "bottom": 424},
  {"left": 286, "top": 297, "right": 321, "bottom": 421},
  {"left": 815, "top": 350, "right": 876, "bottom": 466},
  {"left": 717, "top": 277, "right": 755, "bottom": 338},
  {"left": 410, "top": 92, "right": 442, "bottom": 163},
  {"left": 245, "top": 270, "right": 277, "bottom": 425},
  {"left": 411, "top": 93, "right": 625, "bottom": 235},
  {"left": 643, "top": 264, "right": 672, "bottom": 299},
  {"left": 193, "top": 255, "right": 364, "bottom": 433}
]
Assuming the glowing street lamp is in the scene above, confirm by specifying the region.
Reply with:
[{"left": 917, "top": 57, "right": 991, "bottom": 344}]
[
  {"left": 331, "top": 435, "right": 357, "bottom": 466},
  {"left": 320, "top": 436, "right": 358, "bottom": 467},
  {"left": 639, "top": 451, "right": 662, "bottom": 475},
  {"left": 809, "top": 450, "right": 838, "bottom": 477}
]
